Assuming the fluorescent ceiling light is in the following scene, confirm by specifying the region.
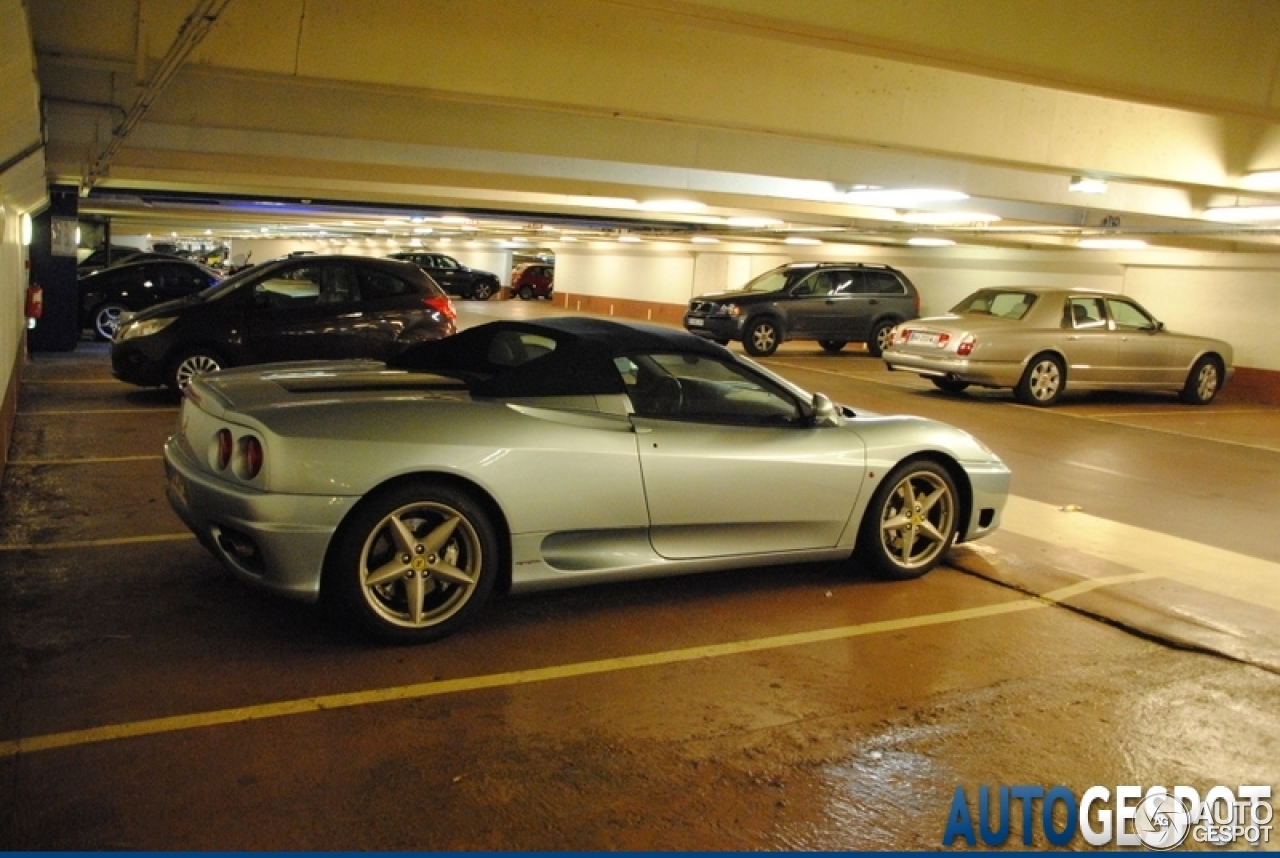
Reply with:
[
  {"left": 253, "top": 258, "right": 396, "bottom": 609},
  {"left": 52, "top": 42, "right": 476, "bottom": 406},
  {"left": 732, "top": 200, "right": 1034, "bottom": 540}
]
[
  {"left": 901, "top": 211, "right": 1001, "bottom": 225},
  {"left": 725, "top": 217, "right": 783, "bottom": 227},
  {"left": 639, "top": 199, "right": 706, "bottom": 213},
  {"left": 1204, "top": 205, "right": 1280, "bottom": 223},
  {"left": 1069, "top": 176, "right": 1108, "bottom": 194},
  {"left": 843, "top": 188, "right": 968, "bottom": 206},
  {"left": 908, "top": 237, "right": 956, "bottom": 247},
  {"left": 690, "top": 236, "right": 719, "bottom": 244},
  {"left": 618, "top": 235, "right": 642, "bottom": 243},
  {"left": 565, "top": 195, "right": 639, "bottom": 210},
  {"left": 1078, "top": 238, "right": 1148, "bottom": 249},
  {"left": 784, "top": 237, "right": 822, "bottom": 245},
  {"left": 1241, "top": 170, "right": 1280, "bottom": 191}
]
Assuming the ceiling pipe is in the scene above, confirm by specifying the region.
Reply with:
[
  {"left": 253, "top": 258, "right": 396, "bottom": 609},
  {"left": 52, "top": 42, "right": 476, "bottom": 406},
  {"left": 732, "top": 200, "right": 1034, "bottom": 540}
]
[{"left": 84, "top": 0, "right": 232, "bottom": 192}]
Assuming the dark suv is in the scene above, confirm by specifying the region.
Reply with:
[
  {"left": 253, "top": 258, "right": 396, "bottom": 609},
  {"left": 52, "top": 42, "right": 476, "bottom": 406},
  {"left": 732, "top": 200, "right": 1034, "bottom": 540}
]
[
  {"left": 388, "top": 252, "right": 501, "bottom": 301},
  {"left": 683, "top": 262, "right": 920, "bottom": 357}
]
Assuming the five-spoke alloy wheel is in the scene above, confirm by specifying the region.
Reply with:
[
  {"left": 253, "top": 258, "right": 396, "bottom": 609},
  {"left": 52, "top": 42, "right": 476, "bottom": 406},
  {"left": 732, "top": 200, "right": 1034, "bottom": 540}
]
[
  {"left": 856, "top": 460, "right": 959, "bottom": 580},
  {"left": 92, "top": 303, "right": 129, "bottom": 341},
  {"left": 326, "top": 481, "right": 499, "bottom": 643},
  {"left": 743, "top": 317, "right": 781, "bottom": 357}
]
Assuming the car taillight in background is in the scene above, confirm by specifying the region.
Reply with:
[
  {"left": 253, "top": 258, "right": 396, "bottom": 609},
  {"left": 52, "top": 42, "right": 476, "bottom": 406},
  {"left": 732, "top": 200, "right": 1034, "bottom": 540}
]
[
  {"left": 215, "top": 428, "right": 233, "bottom": 470},
  {"left": 425, "top": 295, "right": 457, "bottom": 321},
  {"left": 210, "top": 427, "right": 264, "bottom": 480},
  {"left": 957, "top": 335, "right": 976, "bottom": 356},
  {"left": 241, "top": 436, "right": 264, "bottom": 479}
]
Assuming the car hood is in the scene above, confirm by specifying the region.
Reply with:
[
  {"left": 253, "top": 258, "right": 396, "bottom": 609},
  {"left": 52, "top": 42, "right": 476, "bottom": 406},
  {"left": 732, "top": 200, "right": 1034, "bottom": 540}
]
[
  {"left": 122, "top": 292, "right": 206, "bottom": 321},
  {"left": 691, "top": 289, "right": 780, "bottom": 305}
]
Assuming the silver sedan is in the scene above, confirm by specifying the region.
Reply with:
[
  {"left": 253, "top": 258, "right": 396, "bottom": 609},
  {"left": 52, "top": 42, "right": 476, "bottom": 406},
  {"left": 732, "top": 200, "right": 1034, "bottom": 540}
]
[
  {"left": 881, "top": 287, "right": 1234, "bottom": 406},
  {"left": 164, "top": 317, "right": 1010, "bottom": 643}
]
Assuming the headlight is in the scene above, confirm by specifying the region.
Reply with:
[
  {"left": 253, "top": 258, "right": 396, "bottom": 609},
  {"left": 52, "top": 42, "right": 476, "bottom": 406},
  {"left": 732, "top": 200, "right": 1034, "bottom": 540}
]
[
  {"left": 711, "top": 304, "right": 741, "bottom": 318},
  {"left": 115, "top": 316, "right": 176, "bottom": 342}
]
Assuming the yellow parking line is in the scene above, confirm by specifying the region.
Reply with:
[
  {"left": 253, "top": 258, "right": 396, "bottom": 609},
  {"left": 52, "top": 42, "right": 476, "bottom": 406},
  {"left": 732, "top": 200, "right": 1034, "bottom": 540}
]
[
  {"left": 0, "top": 596, "right": 1059, "bottom": 759},
  {"left": 17, "top": 408, "right": 178, "bottom": 416},
  {"left": 0, "top": 533, "right": 195, "bottom": 552},
  {"left": 7, "top": 455, "right": 164, "bottom": 466},
  {"left": 20, "top": 379, "right": 124, "bottom": 385}
]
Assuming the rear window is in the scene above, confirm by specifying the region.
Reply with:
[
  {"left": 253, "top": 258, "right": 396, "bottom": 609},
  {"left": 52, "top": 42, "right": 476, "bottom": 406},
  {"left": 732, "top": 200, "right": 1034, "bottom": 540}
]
[{"left": 953, "top": 290, "right": 1036, "bottom": 320}]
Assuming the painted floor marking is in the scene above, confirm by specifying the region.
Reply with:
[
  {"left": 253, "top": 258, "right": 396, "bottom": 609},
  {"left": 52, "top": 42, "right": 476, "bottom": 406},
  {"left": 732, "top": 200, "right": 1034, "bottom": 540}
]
[
  {"left": 0, "top": 596, "right": 1066, "bottom": 759},
  {"left": 1000, "top": 495, "right": 1280, "bottom": 612},
  {"left": 17, "top": 408, "right": 178, "bottom": 416},
  {"left": 0, "top": 533, "right": 195, "bottom": 552},
  {"left": 7, "top": 455, "right": 164, "bottom": 466}
]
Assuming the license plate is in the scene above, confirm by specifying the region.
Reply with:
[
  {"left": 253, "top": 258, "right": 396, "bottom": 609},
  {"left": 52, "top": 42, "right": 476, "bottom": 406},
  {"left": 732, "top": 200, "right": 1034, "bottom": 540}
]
[
  {"left": 908, "top": 331, "right": 940, "bottom": 345},
  {"left": 687, "top": 317, "right": 705, "bottom": 327}
]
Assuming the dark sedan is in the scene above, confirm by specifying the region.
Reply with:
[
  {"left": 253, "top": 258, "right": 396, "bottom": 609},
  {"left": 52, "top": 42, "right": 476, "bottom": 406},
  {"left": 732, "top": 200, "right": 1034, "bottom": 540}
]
[
  {"left": 79, "top": 258, "right": 222, "bottom": 340},
  {"left": 111, "top": 255, "right": 457, "bottom": 391}
]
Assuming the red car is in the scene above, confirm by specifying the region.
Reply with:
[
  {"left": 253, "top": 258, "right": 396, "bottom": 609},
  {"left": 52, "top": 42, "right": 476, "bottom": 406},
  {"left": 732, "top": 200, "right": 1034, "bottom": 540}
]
[{"left": 512, "top": 263, "right": 554, "bottom": 300}]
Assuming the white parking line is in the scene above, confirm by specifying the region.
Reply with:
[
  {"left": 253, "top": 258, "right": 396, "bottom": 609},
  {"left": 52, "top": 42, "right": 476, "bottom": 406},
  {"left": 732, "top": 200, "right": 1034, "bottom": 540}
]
[
  {"left": 1000, "top": 495, "right": 1280, "bottom": 612},
  {"left": 0, "top": 533, "right": 194, "bottom": 552},
  {"left": 7, "top": 455, "right": 164, "bottom": 466},
  {"left": 17, "top": 408, "right": 178, "bottom": 416}
]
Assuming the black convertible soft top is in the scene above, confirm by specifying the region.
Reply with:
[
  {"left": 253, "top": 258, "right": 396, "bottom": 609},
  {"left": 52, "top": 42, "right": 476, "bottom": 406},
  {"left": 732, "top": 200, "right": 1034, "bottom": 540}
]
[{"left": 387, "top": 317, "right": 730, "bottom": 397}]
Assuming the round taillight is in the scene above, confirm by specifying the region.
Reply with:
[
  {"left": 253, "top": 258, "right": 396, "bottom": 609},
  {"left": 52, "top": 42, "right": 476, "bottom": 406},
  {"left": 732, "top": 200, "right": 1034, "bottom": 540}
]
[
  {"left": 215, "top": 428, "right": 233, "bottom": 470},
  {"left": 241, "top": 436, "right": 264, "bottom": 480}
]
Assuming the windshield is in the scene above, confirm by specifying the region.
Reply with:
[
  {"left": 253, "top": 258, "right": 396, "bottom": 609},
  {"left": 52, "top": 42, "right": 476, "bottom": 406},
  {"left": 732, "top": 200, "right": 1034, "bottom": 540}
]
[
  {"left": 951, "top": 289, "right": 1037, "bottom": 320},
  {"left": 735, "top": 269, "right": 793, "bottom": 294}
]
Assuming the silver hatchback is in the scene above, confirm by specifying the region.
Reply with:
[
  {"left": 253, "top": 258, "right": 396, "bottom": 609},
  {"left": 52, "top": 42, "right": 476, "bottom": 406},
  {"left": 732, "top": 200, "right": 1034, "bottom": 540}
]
[{"left": 882, "top": 287, "right": 1234, "bottom": 406}]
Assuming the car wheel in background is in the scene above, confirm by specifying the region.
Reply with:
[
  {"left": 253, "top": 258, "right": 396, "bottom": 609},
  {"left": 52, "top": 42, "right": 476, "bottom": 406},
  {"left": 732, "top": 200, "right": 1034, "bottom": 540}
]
[
  {"left": 92, "top": 303, "right": 129, "bottom": 341},
  {"left": 517, "top": 285, "right": 534, "bottom": 300},
  {"left": 818, "top": 340, "right": 847, "bottom": 353},
  {"left": 856, "top": 459, "right": 959, "bottom": 580},
  {"left": 743, "top": 317, "right": 781, "bottom": 357},
  {"left": 930, "top": 377, "right": 971, "bottom": 394},
  {"left": 169, "top": 348, "right": 225, "bottom": 391},
  {"left": 866, "top": 320, "right": 897, "bottom": 358},
  {"left": 1180, "top": 355, "right": 1224, "bottom": 405},
  {"left": 1014, "top": 352, "right": 1065, "bottom": 406},
  {"left": 324, "top": 480, "right": 499, "bottom": 643},
  {"left": 471, "top": 281, "right": 496, "bottom": 301}
]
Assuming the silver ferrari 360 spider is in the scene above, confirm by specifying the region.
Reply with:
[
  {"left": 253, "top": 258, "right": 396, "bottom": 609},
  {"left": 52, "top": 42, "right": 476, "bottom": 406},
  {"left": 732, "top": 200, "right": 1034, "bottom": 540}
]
[{"left": 164, "top": 317, "right": 1010, "bottom": 642}]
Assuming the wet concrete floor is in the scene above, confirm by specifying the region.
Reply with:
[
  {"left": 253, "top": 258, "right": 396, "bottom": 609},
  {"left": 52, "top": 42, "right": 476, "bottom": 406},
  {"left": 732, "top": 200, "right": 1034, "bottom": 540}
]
[{"left": 1, "top": 303, "right": 1278, "bottom": 850}]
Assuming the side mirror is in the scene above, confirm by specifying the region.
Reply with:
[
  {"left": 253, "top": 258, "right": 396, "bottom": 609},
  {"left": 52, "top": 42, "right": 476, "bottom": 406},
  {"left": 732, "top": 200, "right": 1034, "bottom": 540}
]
[{"left": 811, "top": 393, "right": 841, "bottom": 427}]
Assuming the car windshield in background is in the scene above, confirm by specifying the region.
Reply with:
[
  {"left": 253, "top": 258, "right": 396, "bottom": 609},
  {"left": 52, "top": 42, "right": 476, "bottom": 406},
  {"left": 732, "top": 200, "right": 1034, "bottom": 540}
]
[
  {"left": 951, "top": 290, "right": 1037, "bottom": 320},
  {"left": 737, "top": 270, "right": 792, "bottom": 293}
]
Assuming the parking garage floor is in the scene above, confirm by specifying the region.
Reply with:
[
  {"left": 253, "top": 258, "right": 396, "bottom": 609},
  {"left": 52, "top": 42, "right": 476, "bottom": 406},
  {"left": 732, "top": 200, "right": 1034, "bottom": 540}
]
[{"left": 2, "top": 302, "right": 1278, "bottom": 850}]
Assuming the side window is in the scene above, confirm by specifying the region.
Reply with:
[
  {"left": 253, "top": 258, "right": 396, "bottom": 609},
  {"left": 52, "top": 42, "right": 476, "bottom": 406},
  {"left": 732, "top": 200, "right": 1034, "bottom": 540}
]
[
  {"left": 359, "top": 269, "right": 413, "bottom": 301},
  {"left": 863, "top": 271, "right": 906, "bottom": 295},
  {"left": 433, "top": 256, "right": 458, "bottom": 270},
  {"left": 1107, "top": 298, "right": 1157, "bottom": 331},
  {"left": 793, "top": 271, "right": 836, "bottom": 296},
  {"left": 627, "top": 352, "right": 802, "bottom": 424},
  {"left": 487, "top": 331, "right": 557, "bottom": 367},
  {"left": 1065, "top": 297, "right": 1107, "bottom": 329},
  {"left": 253, "top": 265, "right": 322, "bottom": 308}
]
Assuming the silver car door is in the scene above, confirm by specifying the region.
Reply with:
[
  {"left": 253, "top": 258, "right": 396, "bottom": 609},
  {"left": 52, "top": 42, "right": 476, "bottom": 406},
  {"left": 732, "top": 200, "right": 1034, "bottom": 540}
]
[
  {"left": 1105, "top": 297, "right": 1181, "bottom": 385},
  {"left": 626, "top": 352, "right": 864, "bottom": 560},
  {"left": 1061, "top": 296, "right": 1117, "bottom": 383}
]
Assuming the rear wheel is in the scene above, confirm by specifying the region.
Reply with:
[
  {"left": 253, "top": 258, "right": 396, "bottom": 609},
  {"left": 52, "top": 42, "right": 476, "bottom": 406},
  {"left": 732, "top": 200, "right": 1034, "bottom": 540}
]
[
  {"left": 743, "top": 317, "right": 781, "bottom": 357},
  {"left": 818, "top": 340, "right": 847, "bottom": 353},
  {"left": 169, "top": 348, "right": 225, "bottom": 392},
  {"left": 856, "top": 460, "right": 959, "bottom": 580},
  {"left": 517, "top": 285, "right": 534, "bottom": 300},
  {"left": 1014, "top": 353, "right": 1065, "bottom": 406},
  {"left": 92, "top": 303, "right": 129, "bottom": 340},
  {"left": 1180, "top": 355, "right": 1224, "bottom": 405},
  {"left": 470, "top": 281, "right": 496, "bottom": 301},
  {"left": 866, "top": 320, "right": 896, "bottom": 358},
  {"left": 324, "top": 481, "right": 499, "bottom": 643}
]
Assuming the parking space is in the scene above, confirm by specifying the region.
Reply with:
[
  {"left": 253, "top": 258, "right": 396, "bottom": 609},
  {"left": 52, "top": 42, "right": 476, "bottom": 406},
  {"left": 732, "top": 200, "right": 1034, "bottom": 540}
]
[{"left": 1, "top": 309, "right": 1278, "bottom": 850}]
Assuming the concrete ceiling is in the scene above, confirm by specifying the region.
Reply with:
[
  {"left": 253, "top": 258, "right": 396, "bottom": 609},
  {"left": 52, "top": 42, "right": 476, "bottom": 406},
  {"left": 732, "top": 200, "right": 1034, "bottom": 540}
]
[{"left": 21, "top": 0, "right": 1280, "bottom": 254}]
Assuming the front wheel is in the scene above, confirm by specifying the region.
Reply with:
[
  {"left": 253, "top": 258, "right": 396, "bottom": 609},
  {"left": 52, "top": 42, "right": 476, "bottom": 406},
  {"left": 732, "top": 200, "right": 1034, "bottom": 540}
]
[
  {"left": 1180, "top": 355, "right": 1223, "bottom": 405},
  {"left": 856, "top": 460, "right": 959, "bottom": 580},
  {"left": 470, "top": 281, "right": 496, "bottom": 301},
  {"left": 169, "top": 348, "right": 225, "bottom": 391},
  {"left": 818, "top": 340, "right": 847, "bottom": 353},
  {"left": 866, "top": 320, "right": 896, "bottom": 358},
  {"left": 92, "top": 303, "right": 129, "bottom": 341},
  {"left": 324, "top": 481, "right": 500, "bottom": 643},
  {"left": 517, "top": 285, "right": 534, "bottom": 300},
  {"left": 1014, "top": 353, "right": 1065, "bottom": 406},
  {"left": 743, "top": 318, "right": 781, "bottom": 357}
]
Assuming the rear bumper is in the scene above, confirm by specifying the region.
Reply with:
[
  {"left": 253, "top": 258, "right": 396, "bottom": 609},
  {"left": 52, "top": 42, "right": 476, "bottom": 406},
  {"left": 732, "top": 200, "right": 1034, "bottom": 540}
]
[{"left": 882, "top": 350, "right": 1021, "bottom": 388}]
